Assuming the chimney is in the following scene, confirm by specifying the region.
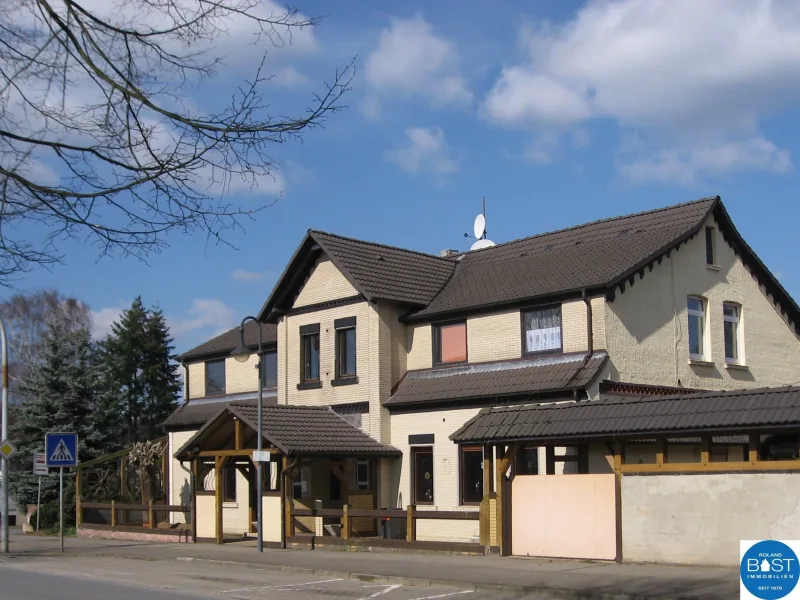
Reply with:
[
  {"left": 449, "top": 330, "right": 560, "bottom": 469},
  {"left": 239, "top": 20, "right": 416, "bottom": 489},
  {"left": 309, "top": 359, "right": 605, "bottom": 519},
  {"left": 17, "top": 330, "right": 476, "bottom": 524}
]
[{"left": 439, "top": 249, "right": 460, "bottom": 258}]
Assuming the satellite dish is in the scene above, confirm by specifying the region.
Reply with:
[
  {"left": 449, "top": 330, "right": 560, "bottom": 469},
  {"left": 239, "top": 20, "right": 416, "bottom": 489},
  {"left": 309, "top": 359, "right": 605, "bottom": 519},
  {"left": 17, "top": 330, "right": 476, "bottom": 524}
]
[
  {"left": 470, "top": 238, "right": 495, "bottom": 251},
  {"left": 473, "top": 214, "right": 486, "bottom": 239}
]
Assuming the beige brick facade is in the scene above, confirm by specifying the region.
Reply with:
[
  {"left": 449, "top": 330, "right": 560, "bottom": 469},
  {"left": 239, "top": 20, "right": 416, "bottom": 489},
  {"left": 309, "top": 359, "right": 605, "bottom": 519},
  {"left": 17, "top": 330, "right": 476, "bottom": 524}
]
[
  {"left": 187, "top": 361, "right": 205, "bottom": 399},
  {"left": 294, "top": 258, "right": 358, "bottom": 308},
  {"left": 406, "top": 323, "right": 432, "bottom": 371},
  {"left": 467, "top": 309, "right": 521, "bottom": 363},
  {"left": 168, "top": 430, "right": 196, "bottom": 524}
]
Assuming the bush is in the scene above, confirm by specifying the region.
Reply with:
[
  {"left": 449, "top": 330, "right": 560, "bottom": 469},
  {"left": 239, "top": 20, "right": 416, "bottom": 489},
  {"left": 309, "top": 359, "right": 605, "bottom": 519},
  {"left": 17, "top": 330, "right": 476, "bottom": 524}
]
[{"left": 31, "top": 502, "right": 74, "bottom": 531}]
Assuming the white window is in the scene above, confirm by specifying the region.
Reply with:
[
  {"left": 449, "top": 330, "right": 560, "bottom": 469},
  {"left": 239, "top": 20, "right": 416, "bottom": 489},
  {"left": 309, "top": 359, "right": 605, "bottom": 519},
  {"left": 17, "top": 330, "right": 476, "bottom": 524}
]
[
  {"left": 723, "top": 303, "right": 742, "bottom": 363},
  {"left": 356, "top": 458, "right": 370, "bottom": 490},
  {"left": 687, "top": 296, "right": 707, "bottom": 360}
]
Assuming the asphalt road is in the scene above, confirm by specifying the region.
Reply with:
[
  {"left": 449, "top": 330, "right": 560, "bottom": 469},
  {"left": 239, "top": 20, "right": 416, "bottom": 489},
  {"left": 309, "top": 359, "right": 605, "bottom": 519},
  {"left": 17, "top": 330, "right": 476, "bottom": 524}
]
[{"left": 0, "top": 557, "right": 525, "bottom": 600}]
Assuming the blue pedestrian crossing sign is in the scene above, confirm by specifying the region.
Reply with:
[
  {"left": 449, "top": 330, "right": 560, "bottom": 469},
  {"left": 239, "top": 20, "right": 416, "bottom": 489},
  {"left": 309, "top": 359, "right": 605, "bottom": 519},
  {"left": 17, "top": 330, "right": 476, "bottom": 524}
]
[{"left": 45, "top": 432, "right": 78, "bottom": 467}]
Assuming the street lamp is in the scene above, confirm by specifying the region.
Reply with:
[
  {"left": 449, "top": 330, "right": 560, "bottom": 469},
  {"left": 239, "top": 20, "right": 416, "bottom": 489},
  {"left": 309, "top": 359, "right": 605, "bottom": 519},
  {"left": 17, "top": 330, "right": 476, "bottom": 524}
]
[{"left": 230, "top": 316, "right": 263, "bottom": 553}]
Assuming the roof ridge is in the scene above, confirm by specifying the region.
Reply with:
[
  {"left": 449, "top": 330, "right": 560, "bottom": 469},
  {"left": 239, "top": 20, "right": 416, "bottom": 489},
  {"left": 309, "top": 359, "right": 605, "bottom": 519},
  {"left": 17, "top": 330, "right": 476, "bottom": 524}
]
[
  {"left": 458, "top": 196, "right": 719, "bottom": 257},
  {"left": 310, "top": 229, "right": 453, "bottom": 263}
]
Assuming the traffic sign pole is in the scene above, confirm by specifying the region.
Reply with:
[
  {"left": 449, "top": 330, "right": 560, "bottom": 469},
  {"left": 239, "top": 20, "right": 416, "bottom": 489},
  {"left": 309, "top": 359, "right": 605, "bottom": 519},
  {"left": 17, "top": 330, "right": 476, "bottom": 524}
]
[
  {"left": 59, "top": 467, "right": 63, "bottom": 553},
  {"left": 1, "top": 316, "right": 9, "bottom": 554},
  {"left": 36, "top": 476, "right": 41, "bottom": 532}
]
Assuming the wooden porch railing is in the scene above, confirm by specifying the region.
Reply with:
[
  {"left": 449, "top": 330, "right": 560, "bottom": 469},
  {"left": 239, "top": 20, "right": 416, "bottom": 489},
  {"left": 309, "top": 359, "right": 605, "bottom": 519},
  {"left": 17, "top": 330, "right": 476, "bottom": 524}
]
[
  {"left": 289, "top": 505, "right": 479, "bottom": 542},
  {"left": 79, "top": 501, "right": 191, "bottom": 529}
]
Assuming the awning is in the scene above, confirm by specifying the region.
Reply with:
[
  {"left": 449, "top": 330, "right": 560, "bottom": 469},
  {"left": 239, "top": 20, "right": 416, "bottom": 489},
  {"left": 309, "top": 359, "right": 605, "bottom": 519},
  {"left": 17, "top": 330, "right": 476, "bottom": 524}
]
[
  {"left": 174, "top": 403, "right": 400, "bottom": 460},
  {"left": 451, "top": 386, "right": 800, "bottom": 445},
  {"left": 385, "top": 352, "right": 608, "bottom": 408}
]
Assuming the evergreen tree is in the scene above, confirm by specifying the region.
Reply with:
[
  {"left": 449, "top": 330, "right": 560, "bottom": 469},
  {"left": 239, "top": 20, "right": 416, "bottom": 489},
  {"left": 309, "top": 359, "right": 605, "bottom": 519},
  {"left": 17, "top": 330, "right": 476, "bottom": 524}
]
[
  {"left": 8, "top": 325, "right": 115, "bottom": 510},
  {"left": 101, "top": 297, "right": 180, "bottom": 445}
]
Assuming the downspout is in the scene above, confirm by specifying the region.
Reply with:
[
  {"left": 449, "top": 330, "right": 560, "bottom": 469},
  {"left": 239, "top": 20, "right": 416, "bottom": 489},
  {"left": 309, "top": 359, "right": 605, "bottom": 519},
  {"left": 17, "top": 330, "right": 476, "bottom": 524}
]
[
  {"left": 570, "top": 289, "right": 594, "bottom": 401},
  {"left": 279, "top": 454, "right": 300, "bottom": 549}
]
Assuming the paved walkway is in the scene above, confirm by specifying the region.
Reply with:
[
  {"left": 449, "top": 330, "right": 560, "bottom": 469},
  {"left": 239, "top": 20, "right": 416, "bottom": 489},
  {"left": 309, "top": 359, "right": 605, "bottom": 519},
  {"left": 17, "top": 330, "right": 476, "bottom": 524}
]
[{"left": 2, "top": 531, "right": 738, "bottom": 599}]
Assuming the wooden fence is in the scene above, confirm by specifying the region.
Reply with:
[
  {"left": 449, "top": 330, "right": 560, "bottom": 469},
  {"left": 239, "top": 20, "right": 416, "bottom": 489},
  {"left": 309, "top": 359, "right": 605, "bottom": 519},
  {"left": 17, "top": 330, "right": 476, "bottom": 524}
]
[
  {"left": 79, "top": 501, "right": 191, "bottom": 530},
  {"left": 290, "top": 505, "right": 479, "bottom": 544}
]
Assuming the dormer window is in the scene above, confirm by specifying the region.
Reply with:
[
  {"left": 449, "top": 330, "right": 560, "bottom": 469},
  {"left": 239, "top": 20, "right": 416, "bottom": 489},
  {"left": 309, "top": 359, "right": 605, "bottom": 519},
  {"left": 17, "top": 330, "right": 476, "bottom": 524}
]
[
  {"left": 205, "top": 359, "right": 226, "bottom": 396},
  {"left": 522, "top": 305, "right": 562, "bottom": 355}
]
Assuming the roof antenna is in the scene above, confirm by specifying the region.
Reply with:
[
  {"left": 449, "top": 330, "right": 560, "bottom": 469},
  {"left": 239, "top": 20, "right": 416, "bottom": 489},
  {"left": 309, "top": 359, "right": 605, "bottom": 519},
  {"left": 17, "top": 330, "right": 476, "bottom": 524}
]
[{"left": 463, "top": 196, "right": 495, "bottom": 250}]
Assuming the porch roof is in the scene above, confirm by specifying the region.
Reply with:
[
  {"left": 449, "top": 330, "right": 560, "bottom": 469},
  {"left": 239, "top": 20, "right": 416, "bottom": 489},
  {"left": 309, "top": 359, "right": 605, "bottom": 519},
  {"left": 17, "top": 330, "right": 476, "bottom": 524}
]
[
  {"left": 450, "top": 386, "right": 800, "bottom": 445},
  {"left": 385, "top": 352, "right": 608, "bottom": 408},
  {"left": 174, "top": 403, "right": 400, "bottom": 459}
]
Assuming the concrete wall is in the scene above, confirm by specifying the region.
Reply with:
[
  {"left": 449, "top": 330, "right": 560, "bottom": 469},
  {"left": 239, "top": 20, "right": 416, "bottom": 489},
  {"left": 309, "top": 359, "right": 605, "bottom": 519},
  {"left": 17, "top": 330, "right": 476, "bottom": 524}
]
[
  {"left": 512, "top": 474, "right": 617, "bottom": 560},
  {"left": 390, "top": 407, "right": 483, "bottom": 543},
  {"left": 605, "top": 215, "right": 800, "bottom": 389},
  {"left": 294, "top": 258, "right": 358, "bottom": 307},
  {"left": 169, "top": 430, "right": 197, "bottom": 524},
  {"left": 622, "top": 473, "right": 800, "bottom": 565}
]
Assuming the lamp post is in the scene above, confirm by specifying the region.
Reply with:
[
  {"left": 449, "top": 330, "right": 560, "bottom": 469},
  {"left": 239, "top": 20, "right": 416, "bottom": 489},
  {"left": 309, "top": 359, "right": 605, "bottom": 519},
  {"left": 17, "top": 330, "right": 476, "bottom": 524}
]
[
  {"left": 230, "top": 316, "right": 263, "bottom": 553},
  {"left": 1, "top": 316, "right": 8, "bottom": 554}
]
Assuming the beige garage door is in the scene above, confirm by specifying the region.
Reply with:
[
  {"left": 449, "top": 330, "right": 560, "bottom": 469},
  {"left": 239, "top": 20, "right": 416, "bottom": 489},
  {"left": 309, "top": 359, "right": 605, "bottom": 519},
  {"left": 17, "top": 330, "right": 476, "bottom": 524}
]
[{"left": 511, "top": 474, "right": 617, "bottom": 560}]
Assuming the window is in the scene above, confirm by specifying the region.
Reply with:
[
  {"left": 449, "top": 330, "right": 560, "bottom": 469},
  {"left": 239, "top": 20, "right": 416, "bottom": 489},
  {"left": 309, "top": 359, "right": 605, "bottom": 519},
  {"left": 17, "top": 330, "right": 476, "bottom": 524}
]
[
  {"left": 523, "top": 306, "right": 562, "bottom": 354},
  {"left": 293, "top": 466, "right": 310, "bottom": 500},
  {"left": 723, "top": 303, "right": 742, "bottom": 363},
  {"left": 705, "top": 226, "right": 716, "bottom": 265},
  {"left": 460, "top": 447, "right": 484, "bottom": 505},
  {"left": 300, "top": 324, "right": 320, "bottom": 383},
  {"left": 356, "top": 458, "right": 370, "bottom": 490},
  {"left": 330, "top": 471, "right": 342, "bottom": 501},
  {"left": 222, "top": 465, "right": 237, "bottom": 502},
  {"left": 412, "top": 447, "right": 434, "bottom": 504},
  {"left": 335, "top": 317, "right": 357, "bottom": 379},
  {"left": 433, "top": 321, "right": 467, "bottom": 364},
  {"left": 205, "top": 359, "right": 226, "bottom": 396},
  {"left": 687, "top": 296, "right": 707, "bottom": 359},
  {"left": 261, "top": 350, "right": 277, "bottom": 388},
  {"left": 516, "top": 447, "right": 539, "bottom": 475}
]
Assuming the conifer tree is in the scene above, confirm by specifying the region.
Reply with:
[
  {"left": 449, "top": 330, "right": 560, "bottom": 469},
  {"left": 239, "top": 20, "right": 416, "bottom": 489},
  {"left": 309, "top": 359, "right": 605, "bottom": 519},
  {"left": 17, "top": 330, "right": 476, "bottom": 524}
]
[{"left": 101, "top": 297, "right": 180, "bottom": 445}]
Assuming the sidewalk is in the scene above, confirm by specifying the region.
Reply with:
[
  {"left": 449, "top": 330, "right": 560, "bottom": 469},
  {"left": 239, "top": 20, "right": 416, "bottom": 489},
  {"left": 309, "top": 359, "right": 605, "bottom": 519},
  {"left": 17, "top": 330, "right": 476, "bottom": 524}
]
[{"left": 2, "top": 531, "right": 737, "bottom": 600}]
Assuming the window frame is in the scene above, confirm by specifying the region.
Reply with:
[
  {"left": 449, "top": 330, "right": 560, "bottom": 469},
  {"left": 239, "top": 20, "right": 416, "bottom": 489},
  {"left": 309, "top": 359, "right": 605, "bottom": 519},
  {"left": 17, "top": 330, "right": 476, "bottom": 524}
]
[
  {"left": 705, "top": 226, "right": 716, "bottom": 265},
  {"left": 432, "top": 319, "right": 468, "bottom": 366},
  {"left": 355, "top": 458, "right": 370, "bottom": 491},
  {"left": 260, "top": 349, "right": 278, "bottom": 389},
  {"left": 334, "top": 316, "right": 357, "bottom": 382},
  {"left": 205, "top": 359, "right": 226, "bottom": 396},
  {"left": 723, "top": 302, "right": 743, "bottom": 364},
  {"left": 299, "top": 324, "right": 321, "bottom": 386},
  {"left": 515, "top": 446, "right": 540, "bottom": 476},
  {"left": 411, "top": 447, "right": 434, "bottom": 505},
  {"left": 687, "top": 296, "right": 708, "bottom": 360},
  {"left": 459, "top": 446, "right": 484, "bottom": 506},
  {"left": 520, "top": 304, "right": 563, "bottom": 356}
]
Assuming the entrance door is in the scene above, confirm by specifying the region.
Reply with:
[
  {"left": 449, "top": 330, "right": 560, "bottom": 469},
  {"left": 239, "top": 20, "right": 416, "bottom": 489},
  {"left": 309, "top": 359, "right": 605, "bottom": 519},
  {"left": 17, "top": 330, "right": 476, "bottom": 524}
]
[{"left": 511, "top": 474, "right": 617, "bottom": 560}]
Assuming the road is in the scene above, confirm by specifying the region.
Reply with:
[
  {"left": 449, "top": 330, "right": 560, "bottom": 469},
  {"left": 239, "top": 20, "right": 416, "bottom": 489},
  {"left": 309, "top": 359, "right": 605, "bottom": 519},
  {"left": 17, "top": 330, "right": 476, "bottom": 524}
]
[{"left": 0, "top": 557, "right": 525, "bottom": 600}]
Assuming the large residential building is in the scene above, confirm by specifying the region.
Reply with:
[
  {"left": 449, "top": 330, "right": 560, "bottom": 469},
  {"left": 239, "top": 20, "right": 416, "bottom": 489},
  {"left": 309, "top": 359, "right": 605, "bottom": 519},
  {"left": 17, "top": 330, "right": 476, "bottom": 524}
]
[{"left": 165, "top": 196, "right": 800, "bottom": 555}]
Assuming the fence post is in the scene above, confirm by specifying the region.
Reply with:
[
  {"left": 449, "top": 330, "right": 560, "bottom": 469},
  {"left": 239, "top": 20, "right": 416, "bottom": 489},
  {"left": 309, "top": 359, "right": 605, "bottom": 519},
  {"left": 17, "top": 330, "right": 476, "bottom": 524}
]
[
  {"left": 110, "top": 500, "right": 117, "bottom": 527},
  {"left": 341, "top": 505, "right": 350, "bottom": 540},
  {"left": 148, "top": 499, "right": 155, "bottom": 528},
  {"left": 75, "top": 469, "right": 83, "bottom": 527},
  {"left": 406, "top": 505, "right": 415, "bottom": 543}
]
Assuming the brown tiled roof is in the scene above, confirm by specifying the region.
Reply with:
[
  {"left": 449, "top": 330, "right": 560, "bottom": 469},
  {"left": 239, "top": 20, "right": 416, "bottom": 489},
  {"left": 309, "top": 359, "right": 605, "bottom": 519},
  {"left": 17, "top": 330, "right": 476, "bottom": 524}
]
[
  {"left": 227, "top": 404, "right": 400, "bottom": 456},
  {"left": 412, "top": 198, "right": 716, "bottom": 319},
  {"left": 384, "top": 352, "right": 608, "bottom": 408},
  {"left": 451, "top": 386, "right": 800, "bottom": 444},
  {"left": 179, "top": 321, "right": 277, "bottom": 361},
  {"left": 162, "top": 391, "right": 277, "bottom": 428},
  {"left": 311, "top": 231, "right": 456, "bottom": 306}
]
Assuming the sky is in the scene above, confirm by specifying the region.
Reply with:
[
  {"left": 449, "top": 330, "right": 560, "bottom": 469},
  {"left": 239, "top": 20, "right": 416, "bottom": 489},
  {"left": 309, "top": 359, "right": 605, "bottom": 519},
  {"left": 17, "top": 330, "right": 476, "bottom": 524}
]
[{"left": 9, "top": 0, "right": 800, "bottom": 355}]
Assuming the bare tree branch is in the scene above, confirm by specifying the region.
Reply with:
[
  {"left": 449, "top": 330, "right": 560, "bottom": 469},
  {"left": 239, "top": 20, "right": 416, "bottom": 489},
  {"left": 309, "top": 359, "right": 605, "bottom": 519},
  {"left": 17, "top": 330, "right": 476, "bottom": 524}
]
[{"left": 0, "top": 0, "right": 353, "bottom": 282}]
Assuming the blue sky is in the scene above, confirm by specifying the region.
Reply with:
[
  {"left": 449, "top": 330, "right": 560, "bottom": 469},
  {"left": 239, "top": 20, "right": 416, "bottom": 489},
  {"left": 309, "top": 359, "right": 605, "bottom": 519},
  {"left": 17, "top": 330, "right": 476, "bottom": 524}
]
[{"left": 10, "top": 0, "right": 800, "bottom": 354}]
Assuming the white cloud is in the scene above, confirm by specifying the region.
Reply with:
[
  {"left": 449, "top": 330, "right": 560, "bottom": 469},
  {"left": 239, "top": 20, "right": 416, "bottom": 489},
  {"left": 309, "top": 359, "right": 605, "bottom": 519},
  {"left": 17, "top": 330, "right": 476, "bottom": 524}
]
[
  {"left": 387, "top": 127, "right": 458, "bottom": 176},
  {"left": 169, "top": 299, "right": 238, "bottom": 338},
  {"left": 231, "top": 269, "right": 265, "bottom": 282},
  {"left": 364, "top": 16, "right": 472, "bottom": 117},
  {"left": 91, "top": 306, "right": 127, "bottom": 340},
  {"left": 271, "top": 66, "right": 312, "bottom": 87},
  {"left": 484, "top": 0, "right": 800, "bottom": 181}
]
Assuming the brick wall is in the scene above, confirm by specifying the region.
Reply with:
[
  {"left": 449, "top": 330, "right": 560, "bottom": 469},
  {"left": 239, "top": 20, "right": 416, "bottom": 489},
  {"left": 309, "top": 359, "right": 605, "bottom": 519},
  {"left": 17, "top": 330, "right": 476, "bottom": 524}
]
[
  {"left": 294, "top": 258, "right": 358, "bottom": 307},
  {"left": 467, "top": 309, "right": 520, "bottom": 362}
]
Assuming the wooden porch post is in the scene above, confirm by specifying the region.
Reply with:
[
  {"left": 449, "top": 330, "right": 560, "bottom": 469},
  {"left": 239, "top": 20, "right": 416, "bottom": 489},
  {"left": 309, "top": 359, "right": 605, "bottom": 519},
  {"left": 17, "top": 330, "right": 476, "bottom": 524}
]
[
  {"left": 234, "top": 418, "right": 243, "bottom": 451},
  {"left": 215, "top": 456, "right": 225, "bottom": 544},
  {"left": 282, "top": 455, "right": 294, "bottom": 542},
  {"left": 495, "top": 444, "right": 519, "bottom": 557}
]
